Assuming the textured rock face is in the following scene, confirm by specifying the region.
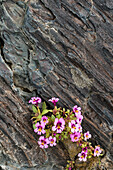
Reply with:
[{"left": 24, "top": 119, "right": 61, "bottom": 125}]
[
  {"left": 0, "top": 76, "right": 68, "bottom": 169},
  {"left": 0, "top": 0, "right": 113, "bottom": 169}
]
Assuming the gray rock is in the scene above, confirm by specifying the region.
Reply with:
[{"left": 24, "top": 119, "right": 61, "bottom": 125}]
[{"left": 0, "top": 0, "right": 113, "bottom": 169}]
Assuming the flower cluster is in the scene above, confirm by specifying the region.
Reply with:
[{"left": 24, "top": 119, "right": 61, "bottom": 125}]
[
  {"left": 38, "top": 135, "right": 57, "bottom": 148},
  {"left": 29, "top": 97, "right": 103, "bottom": 169}
]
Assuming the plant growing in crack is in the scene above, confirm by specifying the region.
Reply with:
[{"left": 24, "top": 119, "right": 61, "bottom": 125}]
[{"left": 29, "top": 97, "right": 103, "bottom": 170}]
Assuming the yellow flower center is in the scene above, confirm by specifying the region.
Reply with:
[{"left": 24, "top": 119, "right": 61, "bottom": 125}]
[
  {"left": 38, "top": 128, "right": 42, "bottom": 132},
  {"left": 57, "top": 125, "right": 60, "bottom": 129},
  {"left": 41, "top": 142, "right": 44, "bottom": 145},
  {"left": 74, "top": 137, "right": 77, "bottom": 140}
]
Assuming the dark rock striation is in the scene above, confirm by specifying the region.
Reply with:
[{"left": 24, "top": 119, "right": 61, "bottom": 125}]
[{"left": 0, "top": 0, "right": 113, "bottom": 169}]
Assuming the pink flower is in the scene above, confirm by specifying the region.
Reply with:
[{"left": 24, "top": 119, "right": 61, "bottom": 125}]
[
  {"left": 77, "top": 124, "right": 82, "bottom": 133},
  {"left": 76, "top": 114, "right": 83, "bottom": 124},
  {"left": 73, "top": 105, "right": 81, "bottom": 115},
  {"left": 69, "top": 120, "right": 79, "bottom": 133},
  {"left": 52, "top": 118, "right": 65, "bottom": 133},
  {"left": 29, "top": 97, "right": 41, "bottom": 106},
  {"left": 84, "top": 131, "right": 91, "bottom": 141},
  {"left": 70, "top": 132, "right": 81, "bottom": 142},
  {"left": 94, "top": 146, "right": 102, "bottom": 157},
  {"left": 41, "top": 116, "right": 49, "bottom": 125},
  {"left": 49, "top": 136, "right": 57, "bottom": 147},
  {"left": 38, "top": 136, "right": 49, "bottom": 149},
  {"left": 34, "top": 122, "right": 45, "bottom": 135},
  {"left": 78, "top": 151, "right": 87, "bottom": 161},
  {"left": 48, "top": 97, "right": 59, "bottom": 106},
  {"left": 82, "top": 147, "right": 88, "bottom": 154}
]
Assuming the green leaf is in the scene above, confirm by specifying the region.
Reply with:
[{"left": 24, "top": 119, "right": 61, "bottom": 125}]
[
  {"left": 42, "top": 109, "right": 49, "bottom": 115},
  {"left": 72, "top": 117, "right": 77, "bottom": 120},
  {"left": 51, "top": 114, "right": 55, "bottom": 121},
  {"left": 87, "top": 155, "right": 92, "bottom": 159},
  {"left": 48, "top": 110, "right": 53, "bottom": 112},
  {"left": 81, "top": 144, "right": 86, "bottom": 148},
  {"left": 42, "top": 102, "right": 47, "bottom": 110},
  {"left": 33, "top": 123, "right": 37, "bottom": 129},
  {"left": 99, "top": 158, "right": 101, "bottom": 166},
  {"left": 63, "top": 108, "right": 65, "bottom": 112},
  {"left": 67, "top": 109, "right": 70, "bottom": 113},
  {"left": 67, "top": 126, "right": 70, "bottom": 132},
  {"left": 36, "top": 114, "right": 42, "bottom": 121},
  {"left": 32, "top": 105, "right": 38, "bottom": 113},
  {"left": 64, "top": 135, "right": 68, "bottom": 139},
  {"left": 56, "top": 114, "right": 61, "bottom": 119},
  {"left": 61, "top": 137, "right": 64, "bottom": 140},
  {"left": 64, "top": 132, "right": 68, "bottom": 135},
  {"left": 71, "top": 114, "right": 74, "bottom": 117},
  {"left": 46, "top": 130, "right": 50, "bottom": 138},
  {"left": 100, "top": 153, "right": 103, "bottom": 156},
  {"left": 56, "top": 134, "right": 59, "bottom": 139},
  {"left": 70, "top": 115, "right": 73, "bottom": 118},
  {"left": 56, "top": 111, "right": 59, "bottom": 115}
]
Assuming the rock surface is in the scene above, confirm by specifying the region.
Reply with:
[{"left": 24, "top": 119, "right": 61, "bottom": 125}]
[
  {"left": 0, "top": 0, "right": 113, "bottom": 169},
  {"left": 0, "top": 76, "right": 67, "bottom": 169}
]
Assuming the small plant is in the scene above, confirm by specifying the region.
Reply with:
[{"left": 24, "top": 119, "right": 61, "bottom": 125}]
[{"left": 29, "top": 97, "right": 103, "bottom": 169}]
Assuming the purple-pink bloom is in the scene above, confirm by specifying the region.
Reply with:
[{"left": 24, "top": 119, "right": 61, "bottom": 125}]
[
  {"left": 78, "top": 151, "right": 87, "bottom": 161},
  {"left": 41, "top": 116, "right": 49, "bottom": 125},
  {"left": 82, "top": 147, "right": 88, "bottom": 154},
  {"left": 69, "top": 120, "right": 79, "bottom": 133},
  {"left": 49, "top": 136, "right": 57, "bottom": 147},
  {"left": 94, "top": 146, "right": 102, "bottom": 157},
  {"left": 52, "top": 118, "right": 65, "bottom": 133},
  {"left": 70, "top": 132, "right": 81, "bottom": 142},
  {"left": 73, "top": 105, "right": 81, "bottom": 115},
  {"left": 76, "top": 114, "right": 83, "bottom": 124},
  {"left": 48, "top": 97, "right": 59, "bottom": 106},
  {"left": 29, "top": 97, "right": 41, "bottom": 106},
  {"left": 38, "top": 136, "right": 49, "bottom": 149},
  {"left": 77, "top": 124, "right": 82, "bottom": 133},
  {"left": 84, "top": 131, "right": 91, "bottom": 141},
  {"left": 34, "top": 122, "right": 45, "bottom": 135}
]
